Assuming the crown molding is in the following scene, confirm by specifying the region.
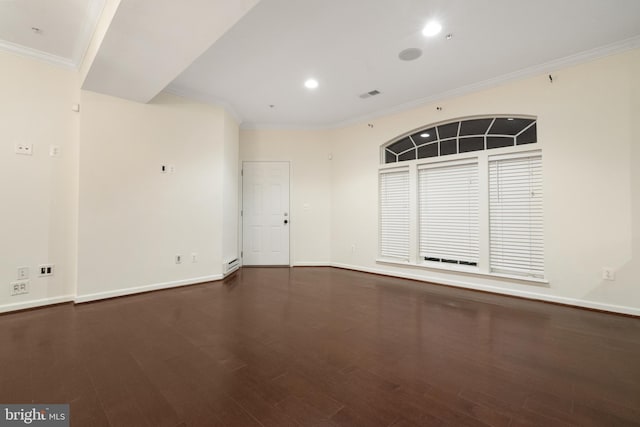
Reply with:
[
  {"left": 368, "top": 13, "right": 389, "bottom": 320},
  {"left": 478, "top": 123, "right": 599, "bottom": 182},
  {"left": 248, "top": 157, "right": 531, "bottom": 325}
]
[
  {"left": 239, "top": 121, "right": 333, "bottom": 131},
  {"left": 243, "top": 35, "right": 640, "bottom": 131},
  {"left": 163, "top": 83, "right": 243, "bottom": 124},
  {"left": 0, "top": 40, "right": 77, "bottom": 69}
]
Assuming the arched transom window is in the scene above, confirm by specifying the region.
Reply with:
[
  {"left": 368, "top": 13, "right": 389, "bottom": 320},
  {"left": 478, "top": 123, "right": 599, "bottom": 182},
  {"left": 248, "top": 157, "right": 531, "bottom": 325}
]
[{"left": 383, "top": 116, "right": 537, "bottom": 164}]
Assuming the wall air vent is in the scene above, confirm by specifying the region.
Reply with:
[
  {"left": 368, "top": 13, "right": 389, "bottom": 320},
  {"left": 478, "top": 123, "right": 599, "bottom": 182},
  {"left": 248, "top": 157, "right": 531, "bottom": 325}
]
[{"left": 359, "top": 90, "right": 381, "bottom": 99}]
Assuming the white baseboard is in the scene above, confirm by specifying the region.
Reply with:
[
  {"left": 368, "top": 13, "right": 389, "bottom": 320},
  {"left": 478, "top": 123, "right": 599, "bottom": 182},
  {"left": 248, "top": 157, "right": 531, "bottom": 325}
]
[
  {"left": 75, "top": 274, "right": 223, "bottom": 304},
  {"left": 0, "top": 295, "right": 74, "bottom": 314},
  {"left": 292, "top": 262, "right": 332, "bottom": 267},
  {"left": 4, "top": 266, "right": 637, "bottom": 317},
  {"left": 331, "top": 263, "right": 640, "bottom": 317}
]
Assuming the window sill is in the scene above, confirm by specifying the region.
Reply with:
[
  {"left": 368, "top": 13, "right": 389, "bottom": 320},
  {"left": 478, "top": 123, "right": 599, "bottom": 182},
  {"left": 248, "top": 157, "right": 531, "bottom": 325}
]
[{"left": 375, "top": 258, "right": 549, "bottom": 286}]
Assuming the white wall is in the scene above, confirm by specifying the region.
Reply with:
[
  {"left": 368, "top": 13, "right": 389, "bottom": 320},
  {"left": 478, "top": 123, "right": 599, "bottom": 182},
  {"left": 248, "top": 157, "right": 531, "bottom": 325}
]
[
  {"left": 1, "top": 49, "right": 241, "bottom": 312},
  {"left": 0, "top": 51, "right": 80, "bottom": 312},
  {"left": 76, "top": 91, "right": 228, "bottom": 301},
  {"left": 329, "top": 49, "right": 640, "bottom": 315},
  {"left": 239, "top": 130, "right": 332, "bottom": 265}
]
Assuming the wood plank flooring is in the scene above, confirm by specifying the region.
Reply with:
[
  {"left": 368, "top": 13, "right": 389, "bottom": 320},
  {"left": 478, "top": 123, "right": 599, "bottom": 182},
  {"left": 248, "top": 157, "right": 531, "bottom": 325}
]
[{"left": 1, "top": 267, "right": 639, "bottom": 426}]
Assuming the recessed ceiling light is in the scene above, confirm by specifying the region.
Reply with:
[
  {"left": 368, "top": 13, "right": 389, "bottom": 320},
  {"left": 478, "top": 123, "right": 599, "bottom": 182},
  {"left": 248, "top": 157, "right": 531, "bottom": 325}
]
[
  {"left": 422, "top": 21, "right": 442, "bottom": 37},
  {"left": 304, "top": 78, "right": 319, "bottom": 89},
  {"left": 420, "top": 133, "right": 430, "bottom": 138},
  {"left": 507, "top": 118, "right": 514, "bottom": 121}
]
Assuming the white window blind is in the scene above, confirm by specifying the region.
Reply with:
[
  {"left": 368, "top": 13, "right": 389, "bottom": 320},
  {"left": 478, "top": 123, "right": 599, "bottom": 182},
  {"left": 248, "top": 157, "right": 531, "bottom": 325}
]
[
  {"left": 489, "top": 155, "right": 544, "bottom": 278},
  {"left": 379, "top": 169, "right": 410, "bottom": 260},
  {"left": 418, "top": 162, "right": 479, "bottom": 265}
]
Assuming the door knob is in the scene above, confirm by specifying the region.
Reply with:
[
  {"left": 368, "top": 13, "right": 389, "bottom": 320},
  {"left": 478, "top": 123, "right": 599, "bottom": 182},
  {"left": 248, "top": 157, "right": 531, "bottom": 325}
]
[{"left": 284, "top": 219, "right": 289, "bottom": 225}]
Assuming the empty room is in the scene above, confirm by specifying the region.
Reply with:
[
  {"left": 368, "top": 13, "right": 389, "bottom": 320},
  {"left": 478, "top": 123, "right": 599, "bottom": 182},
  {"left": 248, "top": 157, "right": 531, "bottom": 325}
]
[{"left": 1, "top": 0, "right": 639, "bottom": 426}]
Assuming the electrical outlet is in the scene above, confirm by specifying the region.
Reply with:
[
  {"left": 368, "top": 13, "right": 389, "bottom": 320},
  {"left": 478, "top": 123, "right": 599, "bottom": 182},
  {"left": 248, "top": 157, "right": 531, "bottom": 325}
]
[
  {"left": 39, "top": 264, "right": 54, "bottom": 276},
  {"left": 191, "top": 253, "right": 198, "bottom": 263},
  {"left": 161, "top": 165, "right": 167, "bottom": 173},
  {"left": 15, "top": 144, "right": 33, "bottom": 155},
  {"left": 17, "top": 267, "right": 29, "bottom": 280},
  {"left": 168, "top": 165, "right": 175, "bottom": 173},
  {"left": 49, "top": 145, "right": 60, "bottom": 157},
  {"left": 175, "top": 255, "right": 182, "bottom": 264},
  {"left": 10, "top": 280, "right": 29, "bottom": 296},
  {"left": 602, "top": 268, "right": 616, "bottom": 281}
]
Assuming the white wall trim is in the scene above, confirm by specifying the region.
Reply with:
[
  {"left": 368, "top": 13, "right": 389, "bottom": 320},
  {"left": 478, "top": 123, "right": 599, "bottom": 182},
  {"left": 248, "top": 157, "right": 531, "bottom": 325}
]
[
  {"left": 292, "top": 262, "right": 332, "bottom": 267},
  {"left": 0, "top": 295, "right": 74, "bottom": 314},
  {"left": 331, "top": 263, "right": 640, "bottom": 317},
  {"left": 0, "top": 40, "right": 77, "bottom": 70},
  {"left": 75, "top": 274, "right": 223, "bottom": 304}
]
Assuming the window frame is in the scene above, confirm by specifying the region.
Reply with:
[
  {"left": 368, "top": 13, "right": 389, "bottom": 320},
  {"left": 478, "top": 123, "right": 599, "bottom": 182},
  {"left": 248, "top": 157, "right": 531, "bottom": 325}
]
[
  {"left": 380, "top": 115, "right": 538, "bottom": 165},
  {"left": 378, "top": 138, "right": 546, "bottom": 285}
]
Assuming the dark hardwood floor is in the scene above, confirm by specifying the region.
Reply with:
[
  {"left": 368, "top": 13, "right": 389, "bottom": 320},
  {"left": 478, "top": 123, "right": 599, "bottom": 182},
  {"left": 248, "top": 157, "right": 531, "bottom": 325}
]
[{"left": 1, "top": 267, "right": 639, "bottom": 426}]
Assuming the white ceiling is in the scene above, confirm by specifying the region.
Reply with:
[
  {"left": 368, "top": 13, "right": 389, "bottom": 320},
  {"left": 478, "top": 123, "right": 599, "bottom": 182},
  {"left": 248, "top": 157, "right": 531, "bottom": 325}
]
[
  {"left": 168, "top": 0, "right": 640, "bottom": 128},
  {"left": 0, "top": 0, "right": 104, "bottom": 68},
  {"left": 1, "top": 0, "right": 640, "bottom": 128},
  {"left": 82, "top": 0, "right": 260, "bottom": 103}
]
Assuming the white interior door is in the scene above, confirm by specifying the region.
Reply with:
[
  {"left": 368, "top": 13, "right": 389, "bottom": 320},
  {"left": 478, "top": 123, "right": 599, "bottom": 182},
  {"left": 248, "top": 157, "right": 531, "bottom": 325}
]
[{"left": 242, "top": 162, "right": 290, "bottom": 265}]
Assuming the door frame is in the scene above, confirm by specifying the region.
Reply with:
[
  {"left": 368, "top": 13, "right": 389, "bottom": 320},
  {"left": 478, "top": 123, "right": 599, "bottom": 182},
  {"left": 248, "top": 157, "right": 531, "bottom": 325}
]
[{"left": 240, "top": 160, "right": 292, "bottom": 267}]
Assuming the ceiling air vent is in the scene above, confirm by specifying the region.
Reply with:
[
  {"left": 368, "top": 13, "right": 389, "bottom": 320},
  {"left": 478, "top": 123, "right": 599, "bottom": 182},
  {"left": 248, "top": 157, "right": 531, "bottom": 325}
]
[{"left": 359, "top": 90, "right": 381, "bottom": 99}]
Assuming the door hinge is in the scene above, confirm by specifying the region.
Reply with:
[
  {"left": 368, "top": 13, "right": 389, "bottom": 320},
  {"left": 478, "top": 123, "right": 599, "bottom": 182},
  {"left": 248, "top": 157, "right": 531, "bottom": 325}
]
[
  {"left": 241, "top": 251, "right": 243, "bottom": 258},
  {"left": 240, "top": 210, "right": 243, "bottom": 217},
  {"left": 241, "top": 169, "right": 243, "bottom": 176}
]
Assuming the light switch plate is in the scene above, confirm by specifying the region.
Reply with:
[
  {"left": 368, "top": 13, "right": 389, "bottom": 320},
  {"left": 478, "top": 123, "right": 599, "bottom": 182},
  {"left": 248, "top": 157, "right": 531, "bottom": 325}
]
[{"left": 17, "top": 267, "right": 29, "bottom": 280}]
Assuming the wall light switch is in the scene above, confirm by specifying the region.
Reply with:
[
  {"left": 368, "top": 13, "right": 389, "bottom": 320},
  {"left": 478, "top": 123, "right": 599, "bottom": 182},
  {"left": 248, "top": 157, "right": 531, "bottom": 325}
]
[
  {"left": 602, "top": 268, "right": 616, "bottom": 281},
  {"left": 17, "top": 267, "right": 29, "bottom": 280}
]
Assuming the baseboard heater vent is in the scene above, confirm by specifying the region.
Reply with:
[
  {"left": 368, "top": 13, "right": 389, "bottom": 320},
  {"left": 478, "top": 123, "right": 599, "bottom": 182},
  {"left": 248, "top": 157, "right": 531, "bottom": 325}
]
[{"left": 223, "top": 258, "right": 240, "bottom": 276}]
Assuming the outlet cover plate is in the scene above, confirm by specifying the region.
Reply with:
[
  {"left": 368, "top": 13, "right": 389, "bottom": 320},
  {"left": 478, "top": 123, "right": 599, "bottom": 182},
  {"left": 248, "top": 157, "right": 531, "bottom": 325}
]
[
  {"left": 15, "top": 144, "right": 33, "bottom": 155},
  {"left": 11, "top": 280, "right": 29, "bottom": 296}
]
